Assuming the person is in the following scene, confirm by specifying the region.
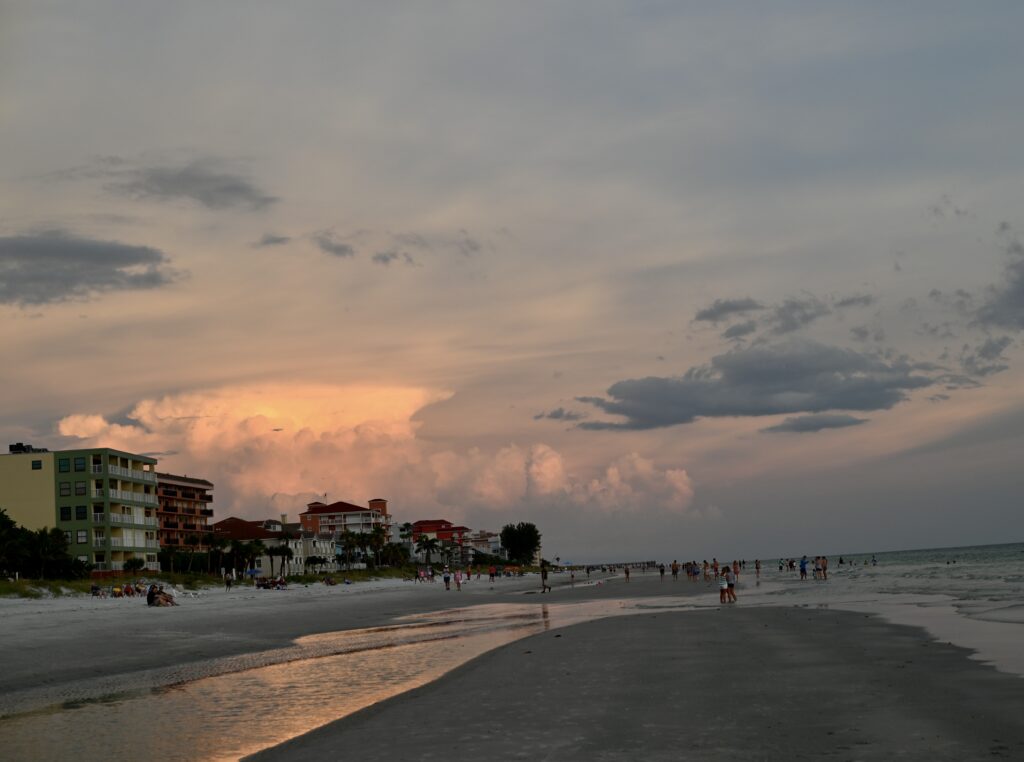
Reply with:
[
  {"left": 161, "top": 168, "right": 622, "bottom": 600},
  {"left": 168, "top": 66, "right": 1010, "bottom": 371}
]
[
  {"left": 754, "top": 559, "right": 761, "bottom": 579},
  {"left": 671, "top": 560, "right": 680, "bottom": 580},
  {"left": 225, "top": 571, "right": 233, "bottom": 591},
  {"left": 147, "top": 584, "right": 157, "bottom": 606},
  {"left": 540, "top": 562, "right": 552, "bottom": 593},
  {"left": 718, "top": 570, "right": 729, "bottom": 604},
  {"left": 799, "top": 555, "right": 808, "bottom": 580},
  {"left": 725, "top": 567, "right": 737, "bottom": 602},
  {"left": 821, "top": 556, "right": 829, "bottom": 580},
  {"left": 442, "top": 566, "right": 451, "bottom": 590},
  {"left": 454, "top": 569, "right": 462, "bottom": 591},
  {"left": 659, "top": 563, "right": 666, "bottom": 581},
  {"left": 488, "top": 565, "right": 496, "bottom": 582},
  {"left": 624, "top": 565, "right": 630, "bottom": 582}
]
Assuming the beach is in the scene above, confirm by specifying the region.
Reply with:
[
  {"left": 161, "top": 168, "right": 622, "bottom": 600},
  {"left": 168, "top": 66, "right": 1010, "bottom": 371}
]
[{"left": 2, "top": 556, "right": 1024, "bottom": 760}]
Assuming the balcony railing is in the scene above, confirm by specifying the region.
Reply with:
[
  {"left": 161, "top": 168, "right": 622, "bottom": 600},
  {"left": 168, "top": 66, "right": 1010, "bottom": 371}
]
[
  {"left": 92, "top": 513, "right": 106, "bottom": 524},
  {"left": 200, "top": 508, "right": 214, "bottom": 517},
  {"left": 91, "top": 464, "right": 104, "bottom": 474},
  {"left": 108, "top": 514, "right": 158, "bottom": 528},
  {"left": 107, "top": 465, "right": 157, "bottom": 483}
]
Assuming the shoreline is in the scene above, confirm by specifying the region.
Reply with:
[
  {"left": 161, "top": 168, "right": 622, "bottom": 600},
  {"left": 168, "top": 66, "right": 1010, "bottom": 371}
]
[{"left": 250, "top": 606, "right": 1024, "bottom": 761}]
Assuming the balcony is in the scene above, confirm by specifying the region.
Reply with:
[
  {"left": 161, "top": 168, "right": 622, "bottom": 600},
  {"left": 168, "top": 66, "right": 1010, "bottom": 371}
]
[
  {"left": 91, "top": 464, "right": 104, "bottom": 474},
  {"left": 91, "top": 513, "right": 106, "bottom": 524},
  {"left": 164, "top": 521, "right": 179, "bottom": 529},
  {"left": 200, "top": 508, "right": 214, "bottom": 517}
]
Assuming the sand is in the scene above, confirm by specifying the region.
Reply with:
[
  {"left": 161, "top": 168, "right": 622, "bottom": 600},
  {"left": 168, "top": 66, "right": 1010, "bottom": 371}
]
[
  {"left": 3, "top": 570, "right": 1023, "bottom": 760},
  {"left": 251, "top": 606, "right": 1024, "bottom": 761}
]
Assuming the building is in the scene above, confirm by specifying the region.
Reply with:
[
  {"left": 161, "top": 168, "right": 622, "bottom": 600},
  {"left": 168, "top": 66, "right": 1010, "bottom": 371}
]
[
  {"left": 409, "top": 519, "right": 471, "bottom": 563},
  {"left": 212, "top": 516, "right": 336, "bottom": 576},
  {"left": 466, "top": 529, "right": 505, "bottom": 559},
  {"left": 156, "top": 472, "right": 214, "bottom": 553},
  {"left": 0, "top": 443, "right": 161, "bottom": 574},
  {"left": 300, "top": 499, "right": 392, "bottom": 538}
]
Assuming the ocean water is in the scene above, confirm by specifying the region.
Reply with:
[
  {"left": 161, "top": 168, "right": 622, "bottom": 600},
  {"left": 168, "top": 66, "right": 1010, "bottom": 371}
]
[{"left": 748, "top": 541, "right": 1024, "bottom": 676}]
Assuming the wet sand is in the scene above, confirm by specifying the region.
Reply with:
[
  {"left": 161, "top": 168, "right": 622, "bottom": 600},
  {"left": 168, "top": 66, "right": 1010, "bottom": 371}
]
[
  {"left": 251, "top": 606, "right": 1024, "bottom": 761},
  {"left": 0, "top": 569, "right": 657, "bottom": 715}
]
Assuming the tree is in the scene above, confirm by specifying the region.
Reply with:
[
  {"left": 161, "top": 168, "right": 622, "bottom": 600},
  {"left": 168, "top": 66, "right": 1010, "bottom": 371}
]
[
  {"left": 123, "top": 557, "right": 145, "bottom": 574},
  {"left": 440, "top": 540, "right": 456, "bottom": 566},
  {"left": 279, "top": 545, "right": 294, "bottom": 576},
  {"left": 368, "top": 525, "right": 388, "bottom": 568},
  {"left": 415, "top": 535, "right": 439, "bottom": 566},
  {"left": 399, "top": 522, "right": 414, "bottom": 543},
  {"left": 207, "top": 534, "right": 228, "bottom": 574},
  {"left": 184, "top": 533, "right": 201, "bottom": 572},
  {"left": 340, "top": 531, "right": 358, "bottom": 570},
  {"left": 500, "top": 522, "right": 542, "bottom": 566},
  {"left": 248, "top": 540, "right": 267, "bottom": 575}
]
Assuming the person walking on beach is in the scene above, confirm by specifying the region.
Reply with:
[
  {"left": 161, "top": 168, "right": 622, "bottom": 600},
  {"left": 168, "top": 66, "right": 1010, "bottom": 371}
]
[
  {"left": 454, "top": 569, "right": 462, "bottom": 591},
  {"left": 671, "top": 560, "right": 680, "bottom": 580},
  {"left": 800, "top": 556, "right": 808, "bottom": 580},
  {"left": 821, "top": 556, "right": 828, "bottom": 580},
  {"left": 540, "top": 561, "right": 552, "bottom": 593},
  {"left": 225, "top": 571, "right": 233, "bottom": 591},
  {"left": 725, "top": 567, "right": 737, "bottom": 602},
  {"left": 624, "top": 565, "right": 630, "bottom": 582},
  {"left": 659, "top": 563, "right": 666, "bottom": 581},
  {"left": 442, "top": 567, "right": 451, "bottom": 590},
  {"left": 718, "top": 571, "right": 729, "bottom": 603}
]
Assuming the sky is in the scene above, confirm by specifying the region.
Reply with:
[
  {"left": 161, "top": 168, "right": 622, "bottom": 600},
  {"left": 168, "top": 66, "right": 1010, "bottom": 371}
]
[{"left": 3, "top": 2, "right": 1024, "bottom": 562}]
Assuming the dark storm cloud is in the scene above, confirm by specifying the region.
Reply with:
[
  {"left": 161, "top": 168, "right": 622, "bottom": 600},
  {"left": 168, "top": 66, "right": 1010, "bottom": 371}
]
[
  {"left": 107, "top": 161, "right": 278, "bottom": 211},
  {"left": 959, "top": 336, "right": 1013, "bottom": 377},
  {"left": 533, "top": 407, "right": 585, "bottom": 422},
  {"left": 722, "top": 320, "right": 757, "bottom": 340},
  {"left": 253, "top": 233, "right": 291, "bottom": 247},
  {"left": 693, "top": 297, "right": 763, "bottom": 323},
  {"left": 312, "top": 230, "right": 355, "bottom": 258},
  {"left": 0, "top": 230, "right": 178, "bottom": 306},
  {"left": 976, "top": 238, "right": 1024, "bottom": 330},
  {"left": 576, "top": 339, "right": 935, "bottom": 430},
  {"left": 760, "top": 413, "right": 868, "bottom": 434},
  {"left": 767, "top": 295, "right": 832, "bottom": 334},
  {"left": 850, "top": 325, "right": 885, "bottom": 343},
  {"left": 372, "top": 250, "right": 417, "bottom": 267},
  {"left": 834, "top": 294, "right": 876, "bottom": 309}
]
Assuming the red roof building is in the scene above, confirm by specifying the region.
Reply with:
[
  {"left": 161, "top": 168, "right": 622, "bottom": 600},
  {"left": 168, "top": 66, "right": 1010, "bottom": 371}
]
[{"left": 300, "top": 498, "right": 391, "bottom": 538}]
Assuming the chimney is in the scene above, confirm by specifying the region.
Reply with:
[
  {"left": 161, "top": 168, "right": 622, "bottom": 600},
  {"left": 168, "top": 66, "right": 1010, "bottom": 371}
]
[
  {"left": 281, "top": 513, "right": 287, "bottom": 528},
  {"left": 368, "top": 498, "right": 388, "bottom": 515}
]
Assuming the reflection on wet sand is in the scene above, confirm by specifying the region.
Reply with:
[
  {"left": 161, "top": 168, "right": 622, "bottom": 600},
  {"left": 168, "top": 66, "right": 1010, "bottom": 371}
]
[{"left": 0, "top": 598, "right": 698, "bottom": 761}]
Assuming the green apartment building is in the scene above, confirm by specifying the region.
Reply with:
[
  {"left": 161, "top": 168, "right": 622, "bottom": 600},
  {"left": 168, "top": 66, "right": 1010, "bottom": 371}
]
[{"left": 0, "top": 443, "right": 161, "bottom": 574}]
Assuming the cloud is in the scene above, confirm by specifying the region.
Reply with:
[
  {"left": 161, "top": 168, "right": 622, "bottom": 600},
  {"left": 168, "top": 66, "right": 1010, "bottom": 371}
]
[
  {"left": 0, "top": 230, "right": 179, "bottom": 306},
  {"left": 107, "top": 160, "right": 277, "bottom": 211},
  {"left": 576, "top": 339, "right": 935, "bottom": 430},
  {"left": 56, "top": 383, "right": 695, "bottom": 519},
  {"left": 253, "top": 233, "right": 291, "bottom": 247},
  {"left": 533, "top": 407, "right": 585, "bottom": 422},
  {"left": 693, "top": 297, "right": 763, "bottom": 323},
  {"left": 959, "top": 336, "right": 1013, "bottom": 377},
  {"left": 721, "top": 320, "right": 758, "bottom": 340},
  {"left": 760, "top": 413, "right": 868, "bottom": 434},
  {"left": 976, "top": 238, "right": 1024, "bottom": 330},
  {"left": 312, "top": 230, "right": 356, "bottom": 258},
  {"left": 850, "top": 325, "right": 885, "bottom": 343},
  {"left": 372, "top": 250, "right": 417, "bottom": 267},
  {"left": 767, "top": 295, "right": 832, "bottom": 334},
  {"left": 834, "top": 294, "right": 876, "bottom": 309}
]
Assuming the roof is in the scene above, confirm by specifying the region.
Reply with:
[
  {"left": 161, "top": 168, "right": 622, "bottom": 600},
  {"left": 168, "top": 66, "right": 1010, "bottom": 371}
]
[
  {"left": 157, "top": 472, "right": 214, "bottom": 488},
  {"left": 212, "top": 517, "right": 279, "bottom": 540},
  {"left": 302, "top": 500, "right": 382, "bottom": 515}
]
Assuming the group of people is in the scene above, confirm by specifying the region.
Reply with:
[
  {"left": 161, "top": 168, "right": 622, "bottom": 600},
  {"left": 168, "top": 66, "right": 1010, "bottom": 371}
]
[{"left": 90, "top": 580, "right": 176, "bottom": 606}]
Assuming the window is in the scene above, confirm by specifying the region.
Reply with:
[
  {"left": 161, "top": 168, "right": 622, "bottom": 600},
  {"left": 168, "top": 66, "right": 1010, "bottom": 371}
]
[
  {"left": 59, "top": 482, "right": 71, "bottom": 497},
  {"left": 31, "top": 460, "right": 42, "bottom": 470},
  {"left": 74, "top": 456, "right": 86, "bottom": 472},
  {"left": 75, "top": 481, "right": 87, "bottom": 496},
  {"left": 63, "top": 530, "right": 72, "bottom": 544},
  {"left": 75, "top": 505, "right": 87, "bottom": 521},
  {"left": 58, "top": 458, "right": 70, "bottom": 473},
  {"left": 60, "top": 506, "right": 72, "bottom": 521},
  {"left": 94, "top": 552, "right": 105, "bottom": 563},
  {"left": 76, "top": 530, "right": 87, "bottom": 544},
  {"left": 94, "top": 530, "right": 104, "bottom": 541}
]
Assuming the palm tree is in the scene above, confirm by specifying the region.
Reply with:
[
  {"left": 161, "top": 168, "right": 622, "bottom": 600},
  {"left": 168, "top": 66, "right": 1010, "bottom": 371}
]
[
  {"left": 399, "top": 522, "right": 414, "bottom": 544},
  {"left": 415, "top": 535, "right": 439, "bottom": 566},
  {"left": 207, "top": 534, "right": 228, "bottom": 575},
  {"left": 184, "top": 533, "right": 201, "bottom": 572},
  {"left": 229, "top": 539, "right": 248, "bottom": 576},
  {"left": 248, "top": 539, "right": 267, "bottom": 577},
  {"left": 340, "top": 531, "right": 358, "bottom": 570},
  {"left": 368, "top": 525, "right": 388, "bottom": 568},
  {"left": 265, "top": 545, "right": 279, "bottom": 577},
  {"left": 279, "top": 545, "right": 294, "bottom": 576}
]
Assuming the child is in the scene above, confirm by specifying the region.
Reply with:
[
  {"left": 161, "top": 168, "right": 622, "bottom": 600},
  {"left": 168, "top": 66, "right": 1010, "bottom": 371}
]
[{"left": 719, "top": 571, "right": 729, "bottom": 604}]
